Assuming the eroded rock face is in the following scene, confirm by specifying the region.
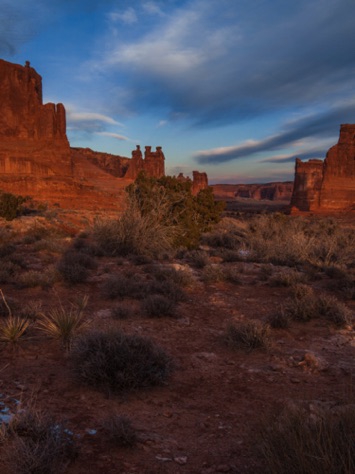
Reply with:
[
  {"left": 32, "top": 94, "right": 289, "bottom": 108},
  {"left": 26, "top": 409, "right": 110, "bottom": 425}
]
[
  {"left": 0, "top": 59, "right": 168, "bottom": 210},
  {"left": 125, "top": 145, "right": 165, "bottom": 179},
  {"left": 70, "top": 147, "right": 130, "bottom": 178},
  {"left": 290, "top": 124, "right": 355, "bottom": 212},
  {"left": 192, "top": 171, "right": 208, "bottom": 195},
  {"left": 289, "top": 160, "right": 324, "bottom": 211},
  {"left": 176, "top": 171, "right": 209, "bottom": 195},
  {"left": 0, "top": 59, "right": 71, "bottom": 178}
]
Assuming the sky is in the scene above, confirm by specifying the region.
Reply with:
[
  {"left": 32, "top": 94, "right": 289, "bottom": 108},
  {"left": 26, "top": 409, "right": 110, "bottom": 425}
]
[{"left": 1, "top": 0, "right": 355, "bottom": 184}]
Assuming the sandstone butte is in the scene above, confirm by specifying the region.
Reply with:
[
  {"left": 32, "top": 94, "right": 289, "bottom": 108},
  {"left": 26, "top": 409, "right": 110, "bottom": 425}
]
[
  {"left": 290, "top": 124, "right": 355, "bottom": 212},
  {"left": 0, "top": 59, "right": 208, "bottom": 211}
]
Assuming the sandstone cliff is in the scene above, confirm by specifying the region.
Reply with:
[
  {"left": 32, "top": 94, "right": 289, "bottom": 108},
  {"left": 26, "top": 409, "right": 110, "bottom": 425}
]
[
  {"left": 290, "top": 124, "right": 355, "bottom": 212},
  {"left": 0, "top": 59, "right": 210, "bottom": 210}
]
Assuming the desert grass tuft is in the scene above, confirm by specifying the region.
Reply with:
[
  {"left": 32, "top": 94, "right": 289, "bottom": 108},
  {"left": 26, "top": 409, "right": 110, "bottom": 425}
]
[
  {"left": 224, "top": 320, "right": 271, "bottom": 351},
  {"left": 101, "top": 414, "right": 137, "bottom": 447},
  {"left": 142, "top": 294, "right": 177, "bottom": 318},
  {"left": 260, "top": 404, "right": 355, "bottom": 474}
]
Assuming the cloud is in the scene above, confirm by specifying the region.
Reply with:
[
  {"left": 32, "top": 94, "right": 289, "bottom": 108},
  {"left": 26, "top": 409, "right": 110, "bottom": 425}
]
[
  {"left": 100, "top": 0, "right": 355, "bottom": 125},
  {"left": 66, "top": 109, "right": 124, "bottom": 133},
  {"left": 194, "top": 100, "right": 355, "bottom": 164},
  {"left": 142, "top": 2, "right": 165, "bottom": 17},
  {"left": 109, "top": 8, "right": 137, "bottom": 24},
  {"left": 0, "top": 1, "right": 49, "bottom": 55},
  {"left": 95, "top": 131, "right": 129, "bottom": 141}
]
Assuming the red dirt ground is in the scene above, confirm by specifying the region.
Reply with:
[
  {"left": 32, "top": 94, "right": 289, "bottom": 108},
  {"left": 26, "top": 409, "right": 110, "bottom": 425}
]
[{"left": 0, "top": 210, "right": 354, "bottom": 473}]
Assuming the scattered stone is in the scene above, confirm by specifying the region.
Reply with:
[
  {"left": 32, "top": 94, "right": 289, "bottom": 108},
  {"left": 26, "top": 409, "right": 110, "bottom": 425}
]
[
  {"left": 156, "top": 455, "right": 172, "bottom": 462},
  {"left": 216, "top": 464, "right": 231, "bottom": 472},
  {"left": 174, "top": 456, "right": 188, "bottom": 465}
]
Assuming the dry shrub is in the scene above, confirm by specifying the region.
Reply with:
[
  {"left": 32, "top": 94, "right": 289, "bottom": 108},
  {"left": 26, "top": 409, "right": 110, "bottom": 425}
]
[
  {"left": 16, "top": 266, "right": 58, "bottom": 289},
  {"left": 285, "top": 284, "right": 353, "bottom": 327},
  {"left": 142, "top": 294, "right": 177, "bottom": 318},
  {"left": 93, "top": 196, "right": 176, "bottom": 258},
  {"left": 3, "top": 408, "right": 77, "bottom": 474},
  {"left": 101, "top": 414, "right": 137, "bottom": 447},
  {"left": 70, "top": 329, "right": 173, "bottom": 394},
  {"left": 224, "top": 320, "right": 271, "bottom": 351},
  {"left": 244, "top": 215, "right": 355, "bottom": 268},
  {"left": 260, "top": 404, "right": 355, "bottom": 474},
  {"left": 201, "top": 264, "right": 226, "bottom": 283},
  {"left": 268, "top": 311, "right": 291, "bottom": 329},
  {"left": 269, "top": 270, "right": 307, "bottom": 287},
  {"left": 101, "top": 273, "right": 149, "bottom": 300},
  {"left": 111, "top": 303, "right": 134, "bottom": 320},
  {"left": 57, "top": 250, "right": 97, "bottom": 285},
  {"left": 185, "top": 249, "right": 209, "bottom": 268}
]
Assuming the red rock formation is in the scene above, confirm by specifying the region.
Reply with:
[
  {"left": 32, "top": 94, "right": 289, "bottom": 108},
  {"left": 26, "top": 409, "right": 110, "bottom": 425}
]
[
  {"left": 70, "top": 147, "right": 130, "bottom": 178},
  {"left": 212, "top": 182, "right": 294, "bottom": 201},
  {"left": 0, "top": 59, "right": 72, "bottom": 178},
  {"left": 290, "top": 124, "right": 355, "bottom": 212},
  {"left": 0, "top": 59, "right": 169, "bottom": 210},
  {"left": 125, "top": 145, "right": 165, "bottom": 179},
  {"left": 192, "top": 171, "right": 208, "bottom": 195},
  {"left": 176, "top": 171, "right": 209, "bottom": 195}
]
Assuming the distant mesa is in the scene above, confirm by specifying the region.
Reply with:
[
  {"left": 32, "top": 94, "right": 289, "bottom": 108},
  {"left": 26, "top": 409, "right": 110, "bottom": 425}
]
[
  {"left": 212, "top": 182, "right": 293, "bottom": 202},
  {"left": 0, "top": 59, "right": 208, "bottom": 210},
  {"left": 290, "top": 124, "right": 355, "bottom": 212}
]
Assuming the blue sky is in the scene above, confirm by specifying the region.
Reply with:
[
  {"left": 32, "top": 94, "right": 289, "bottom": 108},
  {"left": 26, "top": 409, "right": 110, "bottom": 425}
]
[{"left": 1, "top": 0, "right": 355, "bottom": 184}]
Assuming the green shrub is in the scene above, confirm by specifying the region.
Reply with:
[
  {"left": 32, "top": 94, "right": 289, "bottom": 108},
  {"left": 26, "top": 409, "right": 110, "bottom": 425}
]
[
  {"left": 0, "top": 192, "right": 27, "bottom": 221},
  {"left": 260, "top": 404, "right": 355, "bottom": 474},
  {"left": 70, "top": 329, "right": 173, "bottom": 394},
  {"left": 126, "top": 173, "right": 225, "bottom": 249}
]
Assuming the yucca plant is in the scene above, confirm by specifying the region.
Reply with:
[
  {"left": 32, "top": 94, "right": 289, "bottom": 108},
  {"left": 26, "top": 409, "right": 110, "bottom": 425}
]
[
  {"left": 38, "top": 295, "right": 89, "bottom": 350},
  {"left": 0, "top": 316, "right": 31, "bottom": 346}
]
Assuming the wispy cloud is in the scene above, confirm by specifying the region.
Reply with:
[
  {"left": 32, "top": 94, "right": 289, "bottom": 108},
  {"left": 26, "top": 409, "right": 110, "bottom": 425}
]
[
  {"left": 142, "top": 2, "right": 165, "bottom": 17},
  {"left": 109, "top": 8, "right": 137, "bottom": 25},
  {"left": 194, "top": 101, "right": 355, "bottom": 164},
  {"left": 95, "top": 131, "right": 129, "bottom": 141}
]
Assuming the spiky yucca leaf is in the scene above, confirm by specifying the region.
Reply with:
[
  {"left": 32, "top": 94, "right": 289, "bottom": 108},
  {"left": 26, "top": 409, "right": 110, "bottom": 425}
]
[
  {"left": 38, "top": 295, "right": 89, "bottom": 350},
  {"left": 0, "top": 316, "right": 30, "bottom": 345}
]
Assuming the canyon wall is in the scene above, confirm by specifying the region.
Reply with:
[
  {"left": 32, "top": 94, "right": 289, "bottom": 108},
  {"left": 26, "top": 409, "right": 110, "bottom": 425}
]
[{"left": 290, "top": 124, "right": 355, "bottom": 212}]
